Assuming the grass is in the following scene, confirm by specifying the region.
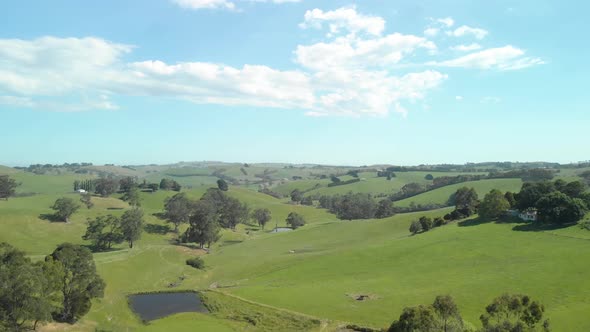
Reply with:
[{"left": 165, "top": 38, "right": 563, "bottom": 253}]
[
  {"left": 394, "top": 178, "right": 523, "bottom": 207},
  {"left": 1, "top": 168, "right": 590, "bottom": 331}
]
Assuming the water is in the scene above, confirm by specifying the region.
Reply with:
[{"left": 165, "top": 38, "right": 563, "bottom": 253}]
[
  {"left": 128, "top": 292, "right": 208, "bottom": 321},
  {"left": 274, "top": 227, "right": 293, "bottom": 232}
]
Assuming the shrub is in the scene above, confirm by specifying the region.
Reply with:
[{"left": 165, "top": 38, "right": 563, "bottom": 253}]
[{"left": 186, "top": 257, "right": 205, "bottom": 269}]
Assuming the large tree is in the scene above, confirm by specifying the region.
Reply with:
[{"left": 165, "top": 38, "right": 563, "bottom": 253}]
[
  {"left": 51, "top": 197, "right": 80, "bottom": 222},
  {"left": 217, "top": 179, "right": 229, "bottom": 191},
  {"left": 453, "top": 187, "right": 479, "bottom": 214},
  {"left": 479, "top": 189, "right": 511, "bottom": 219},
  {"left": 95, "top": 177, "right": 119, "bottom": 197},
  {"left": 0, "top": 243, "right": 61, "bottom": 331},
  {"left": 480, "top": 294, "right": 549, "bottom": 332},
  {"left": 121, "top": 186, "right": 141, "bottom": 207},
  {"left": 82, "top": 215, "right": 123, "bottom": 251},
  {"left": 290, "top": 189, "right": 303, "bottom": 203},
  {"left": 120, "top": 208, "right": 144, "bottom": 248},
  {"left": 48, "top": 243, "right": 105, "bottom": 323},
  {"left": 388, "top": 305, "right": 438, "bottom": 332},
  {"left": 375, "top": 198, "right": 396, "bottom": 219},
  {"left": 535, "top": 191, "right": 587, "bottom": 225},
  {"left": 432, "top": 295, "right": 463, "bottom": 332},
  {"left": 286, "top": 212, "right": 306, "bottom": 229},
  {"left": 164, "top": 192, "right": 193, "bottom": 232},
  {"left": 0, "top": 175, "right": 19, "bottom": 200},
  {"left": 515, "top": 182, "right": 555, "bottom": 210},
  {"left": 182, "top": 201, "right": 221, "bottom": 248},
  {"left": 201, "top": 189, "right": 249, "bottom": 230},
  {"left": 251, "top": 208, "right": 271, "bottom": 229}
]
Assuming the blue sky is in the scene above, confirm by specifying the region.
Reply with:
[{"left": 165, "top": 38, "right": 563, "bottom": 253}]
[{"left": 1, "top": 0, "right": 588, "bottom": 166}]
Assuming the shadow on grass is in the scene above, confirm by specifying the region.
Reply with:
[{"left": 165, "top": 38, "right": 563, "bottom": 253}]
[
  {"left": 219, "top": 240, "right": 243, "bottom": 247},
  {"left": 39, "top": 213, "right": 63, "bottom": 222},
  {"left": 81, "top": 244, "right": 125, "bottom": 253},
  {"left": 152, "top": 212, "right": 167, "bottom": 220},
  {"left": 107, "top": 207, "right": 125, "bottom": 210},
  {"left": 512, "top": 222, "right": 574, "bottom": 232},
  {"left": 144, "top": 223, "right": 172, "bottom": 234},
  {"left": 457, "top": 217, "right": 490, "bottom": 227}
]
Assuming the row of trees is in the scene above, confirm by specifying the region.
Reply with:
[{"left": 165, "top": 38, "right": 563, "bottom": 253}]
[
  {"left": 82, "top": 208, "right": 144, "bottom": 250},
  {"left": 72, "top": 177, "right": 182, "bottom": 197},
  {"left": 388, "top": 294, "right": 550, "bottom": 332},
  {"left": 0, "top": 242, "right": 104, "bottom": 331}
]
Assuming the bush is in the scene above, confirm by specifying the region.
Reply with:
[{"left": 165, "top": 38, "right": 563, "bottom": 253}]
[{"left": 186, "top": 257, "right": 205, "bottom": 269}]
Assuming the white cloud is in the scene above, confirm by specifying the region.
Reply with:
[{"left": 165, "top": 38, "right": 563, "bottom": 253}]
[
  {"left": 437, "top": 17, "right": 455, "bottom": 27},
  {"left": 172, "top": 0, "right": 235, "bottom": 10},
  {"left": 424, "top": 28, "right": 439, "bottom": 37},
  {"left": 451, "top": 43, "right": 482, "bottom": 52},
  {"left": 433, "top": 45, "right": 544, "bottom": 70},
  {"left": 300, "top": 5, "right": 386, "bottom": 36},
  {"left": 455, "top": 95, "right": 463, "bottom": 101},
  {"left": 448, "top": 25, "right": 489, "bottom": 40}
]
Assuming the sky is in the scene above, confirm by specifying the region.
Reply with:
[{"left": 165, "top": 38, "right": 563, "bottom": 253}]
[{"left": 0, "top": 0, "right": 588, "bottom": 166}]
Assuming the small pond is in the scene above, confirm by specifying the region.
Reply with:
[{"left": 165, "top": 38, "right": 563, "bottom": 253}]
[
  {"left": 273, "top": 227, "right": 293, "bottom": 233},
  {"left": 128, "top": 292, "right": 208, "bottom": 322}
]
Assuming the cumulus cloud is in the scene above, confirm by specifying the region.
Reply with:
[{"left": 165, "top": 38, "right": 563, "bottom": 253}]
[
  {"left": 448, "top": 25, "right": 488, "bottom": 40},
  {"left": 0, "top": 6, "right": 542, "bottom": 117},
  {"left": 171, "top": 0, "right": 301, "bottom": 11},
  {"left": 437, "top": 17, "right": 455, "bottom": 27},
  {"left": 299, "top": 5, "right": 386, "bottom": 36},
  {"left": 433, "top": 45, "right": 544, "bottom": 70},
  {"left": 451, "top": 43, "right": 482, "bottom": 52}
]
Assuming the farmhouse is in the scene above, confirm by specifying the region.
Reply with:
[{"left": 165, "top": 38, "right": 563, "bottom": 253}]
[
  {"left": 76, "top": 189, "right": 86, "bottom": 193},
  {"left": 519, "top": 210, "right": 537, "bottom": 222}
]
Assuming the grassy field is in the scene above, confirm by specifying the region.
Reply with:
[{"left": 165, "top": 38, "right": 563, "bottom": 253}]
[
  {"left": 1, "top": 167, "right": 589, "bottom": 331},
  {"left": 394, "top": 178, "right": 524, "bottom": 207}
]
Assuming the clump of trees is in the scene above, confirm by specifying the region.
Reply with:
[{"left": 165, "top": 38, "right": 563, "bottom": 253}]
[
  {"left": 409, "top": 216, "right": 446, "bottom": 235},
  {"left": 388, "top": 294, "right": 549, "bottom": 332},
  {"left": 0, "top": 175, "right": 19, "bottom": 200},
  {"left": 51, "top": 197, "right": 80, "bottom": 222},
  {"left": 286, "top": 212, "right": 306, "bottom": 229},
  {"left": 159, "top": 178, "right": 181, "bottom": 191},
  {"left": 479, "top": 189, "right": 511, "bottom": 219},
  {"left": 0, "top": 242, "right": 105, "bottom": 330},
  {"left": 82, "top": 209, "right": 144, "bottom": 251},
  {"left": 186, "top": 257, "right": 205, "bottom": 269},
  {"left": 217, "top": 179, "right": 229, "bottom": 191},
  {"left": 252, "top": 208, "right": 272, "bottom": 229},
  {"left": 318, "top": 192, "right": 378, "bottom": 220},
  {"left": 164, "top": 192, "right": 193, "bottom": 233}
]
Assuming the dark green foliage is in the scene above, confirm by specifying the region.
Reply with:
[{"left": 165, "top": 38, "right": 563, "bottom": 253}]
[
  {"left": 48, "top": 243, "right": 105, "bottom": 323},
  {"left": 347, "top": 170, "right": 360, "bottom": 178},
  {"left": 51, "top": 197, "right": 80, "bottom": 222},
  {"left": 454, "top": 187, "right": 479, "bottom": 212},
  {"left": 562, "top": 181, "right": 586, "bottom": 198},
  {"left": 217, "top": 179, "right": 229, "bottom": 191},
  {"left": 419, "top": 216, "right": 433, "bottom": 231},
  {"left": 504, "top": 192, "right": 517, "bottom": 208},
  {"left": 388, "top": 305, "right": 438, "bottom": 332},
  {"left": 290, "top": 189, "right": 303, "bottom": 203},
  {"left": 186, "top": 257, "right": 205, "bottom": 269},
  {"left": 375, "top": 198, "right": 396, "bottom": 218},
  {"left": 0, "top": 243, "right": 61, "bottom": 331},
  {"left": 118, "top": 177, "right": 136, "bottom": 193},
  {"left": 535, "top": 192, "right": 587, "bottom": 224},
  {"left": 95, "top": 177, "right": 119, "bottom": 197},
  {"left": 327, "top": 178, "right": 361, "bottom": 187},
  {"left": 425, "top": 174, "right": 434, "bottom": 180},
  {"left": 80, "top": 193, "right": 93, "bottom": 209},
  {"left": 432, "top": 295, "right": 463, "bottom": 332},
  {"left": 251, "top": 208, "right": 271, "bottom": 229},
  {"left": 286, "top": 212, "right": 306, "bottom": 229},
  {"left": 332, "top": 192, "right": 377, "bottom": 220},
  {"left": 479, "top": 189, "right": 511, "bottom": 219},
  {"left": 120, "top": 208, "right": 144, "bottom": 248},
  {"left": 159, "top": 178, "right": 181, "bottom": 191},
  {"left": 480, "top": 294, "right": 549, "bottom": 332},
  {"left": 330, "top": 175, "right": 341, "bottom": 183},
  {"left": 433, "top": 217, "right": 445, "bottom": 227},
  {"left": 164, "top": 193, "right": 193, "bottom": 232},
  {"left": 409, "top": 220, "right": 422, "bottom": 235},
  {"left": 400, "top": 183, "right": 424, "bottom": 198},
  {"left": 0, "top": 175, "right": 19, "bottom": 200},
  {"left": 82, "top": 215, "right": 123, "bottom": 251},
  {"left": 515, "top": 182, "right": 555, "bottom": 211},
  {"left": 121, "top": 186, "right": 141, "bottom": 207},
  {"left": 301, "top": 196, "right": 313, "bottom": 206},
  {"left": 182, "top": 200, "right": 220, "bottom": 248}
]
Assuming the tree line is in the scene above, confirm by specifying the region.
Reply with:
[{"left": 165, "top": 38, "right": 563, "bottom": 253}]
[{"left": 0, "top": 243, "right": 104, "bottom": 331}]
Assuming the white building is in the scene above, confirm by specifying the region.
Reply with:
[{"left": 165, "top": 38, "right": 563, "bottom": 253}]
[
  {"left": 518, "top": 210, "right": 537, "bottom": 221},
  {"left": 76, "top": 189, "right": 87, "bottom": 193}
]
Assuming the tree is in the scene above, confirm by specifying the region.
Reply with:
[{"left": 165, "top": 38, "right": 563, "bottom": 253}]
[
  {"left": 504, "top": 192, "right": 517, "bottom": 208},
  {"left": 419, "top": 216, "right": 434, "bottom": 232},
  {"left": 332, "top": 192, "right": 377, "bottom": 220},
  {"left": 388, "top": 305, "right": 438, "bottom": 332},
  {"left": 401, "top": 182, "right": 424, "bottom": 197},
  {"left": 0, "top": 243, "right": 61, "bottom": 331},
  {"left": 301, "top": 196, "right": 313, "bottom": 206},
  {"left": 409, "top": 220, "right": 423, "bottom": 235},
  {"left": 217, "top": 179, "right": 229, "bottom": 191},
  {"left": 515, "top": 182, "right": 555, "bottom": 210},
  {"left": 480, "top": 294, "right": 549, "bottom": 332},
  {"left": 217, "top": 196, "right": 249, "bottom": 229},
  {"left": 252, "top": 208, "right": 271, "bottom": 229},
  {"left": 160, "top": 178, "right": 181, "bottom": 191},
  {"left": 164, "top": 193, "right": 193, "bottom": 233},
  {"left": 425, "top": 174, "right": 434, "bottom": 180},
  {"left": 290, "top": 189, "right": 303, "bottom": 203},
  {"left": 48, "top": 243, "right": 105, "bottom": 323},
  {"left": 454, "top": 187, "right": 479, "bottom": 214},
  {"left": 330, "top": 175, "right": 341, "bottom": 183},
  {"left": 376, "top": 198, "right": 396, "bottom": 219},
  {"left": 479, "top": 189, "right": 511, "bottom": 219},
  {"left": 432, "top": 295, "right": 463, "bottom": 332},
  {"left": 562, "top": 180, "right": 586, "bottom": 198},
  {"left": 182, "top": 201, "right": 220, "bottom": 248},
  {"left": 95, "top": 177, "right": 119, "bottom": 197},
  {"left": 120, "top": 208, "right": 144, "bottom": 248},
  {"left": 82, "top": 215, "right": 123, "bottom": 251},
  {"left": 121, "top": 186, "right": 141, "bottom": 207},
  {"left": 118, "top": 177, "right": 136, "bottom": 193},
  {"left": 80, "top": 192, "right": 93, "bottom": 209},
  {"left": 51, "top": 197, "right": 80, "bottom": 222},
  {"left": 286, "top": 212, "right": 306, "bottom": 229},
  {"left": 0, "top": 175, "right": 19, "bottom": 200},
  {"left": 535, "top": 191, "right": 587, "bottom": 225}
]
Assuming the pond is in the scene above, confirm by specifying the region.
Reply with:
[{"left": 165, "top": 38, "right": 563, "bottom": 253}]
[
  {"left": 273, "top": 227, "right": 293, "bottom": 233},
  {"left": 128, "top": 292, "right": 208, "bottom": 322}
]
